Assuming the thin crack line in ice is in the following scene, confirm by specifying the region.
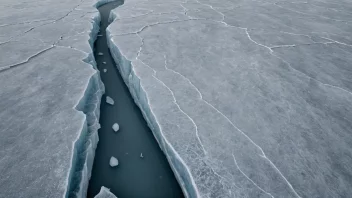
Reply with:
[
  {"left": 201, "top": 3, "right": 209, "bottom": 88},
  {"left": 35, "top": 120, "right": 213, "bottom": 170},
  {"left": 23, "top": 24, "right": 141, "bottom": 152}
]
[
  {"left": 1, "top": 0, "right": 85, "bottom": 45},
  {"left": 111, "top": 18, "right": 204, "bottom": 37},
  {"left": 0, "top": 18, "right": 54, "bottom": 27},
  {"left": 135, "top": 43, "right": 233, "bottom": 192},
  {"left": 152, "top": 74, "right": 207, "bottom": 157},
  {"left": 0, "top": 41, "right": 87, "bottom": 72},
  {"left": 308, "top": 2, "right": 352, "bottom": 14},
  {"left": 115, "top": 10, "right": 155, "bottom": 20},
  {"left": 271, "top": 52, "right": 352, "bottom": 96},
  {"left": 158, "top": 52, "right": 286, "bottom": 194},
  {"left": 270, "top": 41, "right": 335, "bottom": 49},
  {"left": 56, "top": 45, "right": 89, "bottom": 55},
  {"left": 115, "top": 11, "right": 185, "bottom": 21},
  {"left": 185, "top": 3, "right": 352, "bottom": 97},
  {"left": 163, "top": 54, "right": 207, "bottom": 156},
  {"left": 156, "top": 48, "right": 294, "bottom": 195},
  {"left": 113, "top": 1, "right": 348, "bottom": 195},
  {"left": 279, "top": 31, "right": 318, "bottom": 43},
  {"left": 134, "top": 36, "right": 207, "bottom": 156},
  {"left": 273, "top": 3, "right": 351, "bottom": 23},
  {"left": 232, "top": 154, "right": 274, "bottom": 198},
  {"left": 0, "top": 46, "right": 54, "bottom": 72},
  {"left": 117, "top": 41, "right": 201, "bottom": 197},
  {"left": 144, "top": 2, "right": 302, "bottom": 196},
  {"left": 24, "top": 1, "right": 84, "bottom": 34},
  {"left": 320, "top": 36, "right": 352, "bottom": 48}
]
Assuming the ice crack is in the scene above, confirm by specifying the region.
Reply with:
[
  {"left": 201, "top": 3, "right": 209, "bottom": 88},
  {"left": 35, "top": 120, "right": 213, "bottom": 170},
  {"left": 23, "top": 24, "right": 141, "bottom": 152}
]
[
  {"left": 270, "top": 41, "right": 335, "bottom": 49},
  {"left": 163, "top": 55, "right": 207, "bottom": 155},
  {"left": 111, "top": 18, "right": 204, "bottom": 37},
  {"left": 232, "top": 154, "right": 274, "bottom": 198},
  {"left": 271, "top": 53, "right": 352, "bottom": 96},
  {"left": 136, "top": 54, "right": 207, "bottom": 156},
  {"left": 274, "top": 2, "right": 351, "bottom": 23},
  {"left": 158, "top": 52, "right": 301, "bottom": 198},
  {"left": 0, "top": 46, "right": 54, "bottom": 72}
]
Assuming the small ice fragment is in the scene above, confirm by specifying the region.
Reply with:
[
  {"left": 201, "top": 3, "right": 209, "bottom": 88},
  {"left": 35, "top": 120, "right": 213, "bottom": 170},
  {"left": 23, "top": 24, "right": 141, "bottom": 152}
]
[
  {"left": 109, "top": 157, "right": 119, "bottom": 167},
  {"left": 98, "top": 34, "right": 103, "bottom": 37},
  {"left": 103, "top": 69, "right": 107, "bottom": 73},
  {"left": 98, "top": 52, "right": 103, "bottom": 56},
  {"left": 140, "top": 153, "right": 144, "bottom": 158},
  {"left": 112, "top": 123, "right": 119, "bottom": 132},
  {"left": 94, "top": 186, "right": 118, "bottom": 198},
  {"left": 103, "top": 62, "right": 106, "bottom": 64},
  {"left": 106, "top": 96, "right": 114, "bottom": 105}
]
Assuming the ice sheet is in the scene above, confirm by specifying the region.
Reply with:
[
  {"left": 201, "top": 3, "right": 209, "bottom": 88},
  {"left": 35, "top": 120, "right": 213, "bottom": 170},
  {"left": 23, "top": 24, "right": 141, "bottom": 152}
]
[
  {"left": 0, "top": 0, "right": 109, "bottom": 197},
  {"left": 107, "top": 0, "right": 352, "bottom": 197}
]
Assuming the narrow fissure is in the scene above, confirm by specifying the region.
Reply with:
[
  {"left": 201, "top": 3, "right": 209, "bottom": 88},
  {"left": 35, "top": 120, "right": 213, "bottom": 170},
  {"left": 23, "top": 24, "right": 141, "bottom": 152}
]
[{"left": 87, "top": 1, "right": 184, "bottom": 197}]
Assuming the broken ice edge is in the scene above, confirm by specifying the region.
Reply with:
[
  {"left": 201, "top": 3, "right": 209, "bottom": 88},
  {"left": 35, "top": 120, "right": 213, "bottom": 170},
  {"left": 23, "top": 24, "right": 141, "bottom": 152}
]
[
  {"left": 63, "top": 0, "right": 118, "bottom": 197},
  {"left": 105, "top": 9, "right": 198, "bottom": 198},
  {"left": 64, "top": 0, "right": 196, "bottom": 197}
]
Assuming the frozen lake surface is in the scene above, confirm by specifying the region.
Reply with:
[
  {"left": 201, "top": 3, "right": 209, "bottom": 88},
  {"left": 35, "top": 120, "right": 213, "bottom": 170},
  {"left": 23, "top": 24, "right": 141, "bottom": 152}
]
[{"left": 1, "top": 0, "right": 352, "bottom": 197}]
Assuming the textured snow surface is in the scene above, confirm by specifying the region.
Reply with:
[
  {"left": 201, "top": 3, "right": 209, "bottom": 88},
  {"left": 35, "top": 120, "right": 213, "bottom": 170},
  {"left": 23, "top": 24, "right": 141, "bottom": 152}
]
[
  {"left": 107, "top": 0, "right": 352, "bottom": 197},
  {"left": 94, "top": 186, "right": 118, "bottom": 198},
  {"left": 0, "top": 0, "right": 111, "bottom": 197}
]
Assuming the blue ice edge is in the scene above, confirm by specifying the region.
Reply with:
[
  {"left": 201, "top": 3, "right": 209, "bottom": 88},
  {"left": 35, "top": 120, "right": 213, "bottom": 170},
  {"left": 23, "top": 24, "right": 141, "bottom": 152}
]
[
  {"left": 106, "top": 11, "right": 198, "bottom": 198},
  {"left": 64, "top": 0, "right": 116, "bottom": 197}
]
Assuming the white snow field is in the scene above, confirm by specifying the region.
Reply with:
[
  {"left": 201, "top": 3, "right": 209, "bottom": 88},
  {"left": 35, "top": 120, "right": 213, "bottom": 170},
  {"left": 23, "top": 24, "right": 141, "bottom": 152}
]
[
  {"left": 0, "top": 0, "right": 114, "bottom": 197},
  {"left": 107, "top": 0, "right": 352, "bottom": 197}
]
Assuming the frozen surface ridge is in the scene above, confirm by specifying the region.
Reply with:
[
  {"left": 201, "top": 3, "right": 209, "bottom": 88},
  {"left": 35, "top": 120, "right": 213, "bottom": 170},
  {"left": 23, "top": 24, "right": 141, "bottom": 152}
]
[{"left": 107, "top": 0, "right": 352, "bottom": 197}]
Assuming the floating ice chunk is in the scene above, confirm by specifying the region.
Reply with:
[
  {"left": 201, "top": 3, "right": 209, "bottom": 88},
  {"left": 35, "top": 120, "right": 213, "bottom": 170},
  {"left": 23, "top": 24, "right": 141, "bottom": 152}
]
[
  {"left": 110, "top": 157, "right": 119, "bottom": 167},
  {"left": 98, "top": 52, "right": 104, "bottom": 56},
  {"left": 140, "top": 153, "right": 144, "bottom": 158},
  {"left": 106, "top": 96, "right": 114, "bottom": 105},
  {"left": 103, "top": 62, "right": 106, "bottom": 64},
  {"left": 94, "top": 186, "right": 118, "bottom": 198},
  {"left": 97, "top": 34, "right": 103, "bottom": 37},
  {"left": 112, "top": 123, "right": 119, "bottom": 132},
  {"left": 104, "top": 69, "right": 107, "bottom": 73}
]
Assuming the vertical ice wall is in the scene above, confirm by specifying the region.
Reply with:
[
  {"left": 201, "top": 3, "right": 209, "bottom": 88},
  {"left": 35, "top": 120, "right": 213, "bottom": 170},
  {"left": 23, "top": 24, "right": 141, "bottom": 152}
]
[{"left": 106, "top": 11, "right": 197, "bottom": 198}]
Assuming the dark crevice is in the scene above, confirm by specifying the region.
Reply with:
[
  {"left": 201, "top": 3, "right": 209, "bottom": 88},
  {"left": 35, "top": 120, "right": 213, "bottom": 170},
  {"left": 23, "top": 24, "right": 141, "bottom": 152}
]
[{"left": 87, "top": 1, "right": 184, "bottom": 198}]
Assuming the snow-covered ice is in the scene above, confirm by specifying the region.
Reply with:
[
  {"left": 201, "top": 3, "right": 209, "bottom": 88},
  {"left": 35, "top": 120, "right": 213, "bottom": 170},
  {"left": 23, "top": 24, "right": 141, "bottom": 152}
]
[
  {"left": 104, "top": 69, "right": 107, "bottom": 72},
  {"left": 140, "top": 153, "right": 144, "bottom": 158},
  {"left": 103, "top": 61, "right": 107, "bottom": 64},
  {"left": 109, "top": 156, "right": 119, "bottom": 167},
  {"left": 112, "top": 123, "right": 119, "bottom": 132},
  {"left": 107, "top": 0, "right": 352, "bottom": 197},
  {"left": 0, "top": 0, "right": 115, "bottom": 197},
  {"left": 98, "top": 52, "right": 104, "bottom": 56},
  {"left": 2, "top": 0, "right": 352, "bottom": 197},
  {"left": 94, "top": 186, "right": 118, "bottom": 198},
  {"left": 106, "top": 96, "right": 114, "bottom": 105}
]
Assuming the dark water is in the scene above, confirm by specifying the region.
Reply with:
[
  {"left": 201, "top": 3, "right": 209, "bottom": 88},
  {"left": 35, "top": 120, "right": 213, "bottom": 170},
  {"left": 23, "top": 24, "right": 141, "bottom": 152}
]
[{"left": 86, "top": 1, "right": 184, "bottom": 198}]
